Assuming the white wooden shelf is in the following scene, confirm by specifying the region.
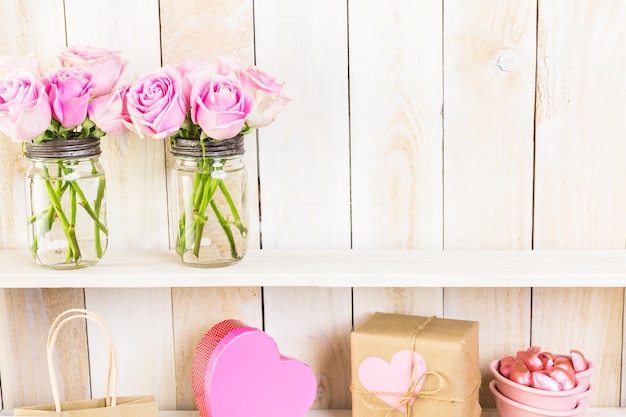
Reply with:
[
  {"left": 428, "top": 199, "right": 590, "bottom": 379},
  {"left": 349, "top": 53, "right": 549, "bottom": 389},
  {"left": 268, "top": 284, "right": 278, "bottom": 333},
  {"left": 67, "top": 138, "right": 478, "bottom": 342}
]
[
  {"left": 163, "top": 409, "right": 621, "bottom": 417},
  {"left": 1, "top": 408, "right": 624, "bottom": 416},
  {"left": 0, "top": 249, "right": 624, "bottom": 288}
]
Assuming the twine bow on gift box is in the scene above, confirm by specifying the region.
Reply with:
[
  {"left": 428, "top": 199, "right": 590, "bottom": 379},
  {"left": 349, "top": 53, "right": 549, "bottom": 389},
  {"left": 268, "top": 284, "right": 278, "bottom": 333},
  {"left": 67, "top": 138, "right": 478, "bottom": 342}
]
[{"left": 351, "top": 316, "right": 481, "bottom": 417}]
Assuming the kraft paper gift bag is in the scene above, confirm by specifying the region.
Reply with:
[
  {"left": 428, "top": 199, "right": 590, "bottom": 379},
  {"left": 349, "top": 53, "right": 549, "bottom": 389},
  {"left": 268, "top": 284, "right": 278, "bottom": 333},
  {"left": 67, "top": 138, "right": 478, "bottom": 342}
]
[{"left": 14, "top": 309, "right": 159, "bottom": 417}]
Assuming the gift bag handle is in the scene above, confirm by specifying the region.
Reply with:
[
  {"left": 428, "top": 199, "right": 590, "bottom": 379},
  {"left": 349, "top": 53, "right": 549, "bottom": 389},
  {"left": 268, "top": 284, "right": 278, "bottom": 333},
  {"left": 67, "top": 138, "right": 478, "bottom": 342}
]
[{"left": 46, "top": 309, "right": 118, "bottom": 412}]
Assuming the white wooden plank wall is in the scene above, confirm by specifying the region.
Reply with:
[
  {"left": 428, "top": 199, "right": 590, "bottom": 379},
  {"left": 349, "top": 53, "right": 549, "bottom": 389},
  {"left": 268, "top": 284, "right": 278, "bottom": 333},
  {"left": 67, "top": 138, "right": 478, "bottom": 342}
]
[
  {"left": 158, "top": 0, "right": 264, "bottom": 410},
  {"left": 0, "top": 0, "right": 88, "bottom": 412},
  {"left": 442, "top": 0, "right": 536, "bottom": 408},
  {"left": 255, "top": 1, "right": 352, "bottom": 409},
  {"left": 0, "top": 0, "right": 624, "bottom": 413},
  {"left": 533, "top": 0, "right": 626, "bottom": 407},
  {"left": 348, "top": 0, "right": 445, "bottom": 407}
]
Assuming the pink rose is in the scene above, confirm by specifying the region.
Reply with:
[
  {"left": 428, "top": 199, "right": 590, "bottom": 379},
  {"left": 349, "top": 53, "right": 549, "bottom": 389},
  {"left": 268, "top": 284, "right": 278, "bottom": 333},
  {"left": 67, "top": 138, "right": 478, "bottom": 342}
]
[
  {"left": 0, "top": 69, "right": 51, "bottom": 141},
  {"left": 189, "top": 72, "right": 252, "bottom": 140},
  {"left": 43, "top": 68, "right": 94, "bottom": 128},
  {"left": 240, "top": 66, "right": 285, "bottom": 96},
  {"left": 126, "top": 65, "right": 187, "bottom": 139},
  {"left": 59, "top": 46, "right": 127, "bottom": 97},
  {"left": 245, "top": 93, "right": 290, "bottom": 128},
  {"left": 239, "top": 67, "right": 290, "bottom": 128},
  {"left": 176, "top": 60, "right": 203, "bottom": 103},
  {"left": 88, "top": 85, "right": 131, "bottom": 137},
  {"left": 178, "top": 56, "right": 247, "bottom": 103}
]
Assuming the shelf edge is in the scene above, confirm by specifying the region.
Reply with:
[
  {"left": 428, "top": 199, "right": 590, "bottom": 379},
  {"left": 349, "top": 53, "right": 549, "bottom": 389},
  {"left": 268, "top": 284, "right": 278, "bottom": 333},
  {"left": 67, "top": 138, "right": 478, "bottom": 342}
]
[
  {"left": 1, "top": 407, "right": 624, "bottom": 416},
  {"left": 0, "top": 249, "right": 624, "bottom": 288}
]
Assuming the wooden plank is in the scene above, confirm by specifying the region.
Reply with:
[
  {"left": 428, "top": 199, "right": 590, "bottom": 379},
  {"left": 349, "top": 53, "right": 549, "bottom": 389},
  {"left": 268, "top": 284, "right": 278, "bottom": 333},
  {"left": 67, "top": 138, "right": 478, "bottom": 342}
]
[
  {"left": 0, "top": 0, "right": 66, "bottom": 69},
  {"left": 0, "top": 0, "right": 65, "bottom": 249},
  {"left": 0, "top": 141, "right": 27, "bottom": 251},
  {"left": 444, "top": 288, "right": 531, "bottom": 408},
  {"left": 254, "top": 2, "right": 351, "bottom": 248},
  {"left": 158, "top": 0, "right": 262, "bottom": 411},
  {"left": 442, "top": 0, "right": 537, "bottom": 408},
  {"left": 353, "top": 288, "right": 443, "bottom": 330},
  {"left": 531, "top": 288, "right": 623, "bottom": 406},
  {"left": 534, "top": 0, "right": 626, "bottom": 249},
  {"left": 0, "top": 289, "right": 87, "bottom": 409},
  {"left": 443, "top": 3, "right": 535, "bottom": 249},
  {"left": 159, "top": 0, "right": 259, "bottom": 250},
  {"left": 347, "top": 0, "right": 445, "bottom": 335},
  {"left": 534, "top": 0, "right": 626, "bottom": 407},
  {"left": 253, "top": 0, "right": 352, "bottom": 410},
  {"left": 264, "top": 287, "right": 352, "bottom": 409},
  {"left": 64, "top": 0, "right": 168, "bottom": 249},
  {"left": 61, "top": 0, "right": 174, "bottom": 411},
  {"left": 83, "top": 289, "right": 176, "bottom": 409},
  {"left": 0, "top": 2, "right": 84, "bottom": 413},
  {"left": 171, "top": 287, "right": 262, "bottom": 409},
  {"left": 349, "top": 0, "right": 443, "bottom": 248}
]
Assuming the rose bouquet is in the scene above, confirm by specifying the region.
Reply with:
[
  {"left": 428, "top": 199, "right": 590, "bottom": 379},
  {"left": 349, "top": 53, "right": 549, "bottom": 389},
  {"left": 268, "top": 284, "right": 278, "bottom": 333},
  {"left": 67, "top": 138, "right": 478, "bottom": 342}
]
[
  {"left": 0, "top": 46, "right": 129, "bottom": 267},
  {"left": 126, "top": 56, "right": 289, "bottom": 265}
]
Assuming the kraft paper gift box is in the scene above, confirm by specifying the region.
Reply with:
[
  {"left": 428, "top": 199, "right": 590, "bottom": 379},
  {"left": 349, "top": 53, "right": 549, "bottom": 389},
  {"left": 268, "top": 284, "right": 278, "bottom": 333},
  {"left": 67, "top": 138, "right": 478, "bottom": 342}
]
[{"left": 351, "top": 312, "right": 481, "bottom": 417}]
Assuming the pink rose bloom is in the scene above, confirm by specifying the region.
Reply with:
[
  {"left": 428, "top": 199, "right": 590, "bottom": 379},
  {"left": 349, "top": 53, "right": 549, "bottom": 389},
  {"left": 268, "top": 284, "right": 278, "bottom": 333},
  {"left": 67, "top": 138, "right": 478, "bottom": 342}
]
[
  {"left": 43, "top": 68, "right": 94, "bottom": 128},
  {"left": 239, "top": 66, "right": 290, "bottom": 128},
  {"left": 0, "top": 69, "right": 51, "bottom": 141},
  {"left": 176, "top": 60, "right": 203, "bottom": 103},
  {"left": 190, "top": 72, "right": 252, "bottom": 140},
  {"left": 88, "top": 85, "right": 131, "bottom": 137},
  {"left": 126, "top": 65, "right": 187, "bottom": 139},
  {"left": 178, "top": 56, "right": 247, "bottom": 103},
  {"left": 59, "top": 45, "right": 127, "bottom": 97}
]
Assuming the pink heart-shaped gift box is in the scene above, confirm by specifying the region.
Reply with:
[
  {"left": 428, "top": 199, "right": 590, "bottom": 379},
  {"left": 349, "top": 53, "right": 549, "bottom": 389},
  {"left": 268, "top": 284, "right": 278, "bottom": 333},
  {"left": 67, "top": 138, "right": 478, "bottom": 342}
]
[{"left": 192, "top": 319, "right": 317, "bottom": 417}]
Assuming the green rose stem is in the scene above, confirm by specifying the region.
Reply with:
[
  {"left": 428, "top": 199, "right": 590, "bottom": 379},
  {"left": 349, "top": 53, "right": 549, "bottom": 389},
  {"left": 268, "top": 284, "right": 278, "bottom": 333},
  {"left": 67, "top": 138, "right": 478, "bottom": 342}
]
[
  {"left": 28, "top": 183, "right": 68, "bottom": 257},
  {"left": 93, "top": 174, "right": 106, "bottom": 259},
  {"left": 58, "top": 163, "right": 109, "bottom": 237},
  {"left": 191, "top": 173, "right": 220, "bottom": 258},
  {"left": 30, "top": 161, "right": 108, "bottom": 265},
  {"left": 68, "top": 182, "right": 108, "bottom": 234},
  {"left": 218, "top": 180, "right": 247, "bottom": 237},
  {"left": 68, "top": 183, "right": 77, "bottom": 262},
  {"left": 176, "top": 156, "right": 246, "bottom": 261},
  {"left": 209, "top": 197, "right": 238, "bottom": 259},
  {"left": 41, "top": 167, "right": 81, "bottom": 262}
]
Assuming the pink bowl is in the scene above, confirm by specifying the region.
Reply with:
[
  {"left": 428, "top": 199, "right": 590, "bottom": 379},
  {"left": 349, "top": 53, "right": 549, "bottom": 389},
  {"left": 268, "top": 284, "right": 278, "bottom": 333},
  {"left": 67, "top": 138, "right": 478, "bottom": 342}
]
[
  {"left": 490, "top": 380, "right": 583, "bottom": 417},
  {"left": 574, "top": 385, "right": 593, "bottom": 417},
  {"left": 489, "top": 360, "right": 583, "bottom": 411}
]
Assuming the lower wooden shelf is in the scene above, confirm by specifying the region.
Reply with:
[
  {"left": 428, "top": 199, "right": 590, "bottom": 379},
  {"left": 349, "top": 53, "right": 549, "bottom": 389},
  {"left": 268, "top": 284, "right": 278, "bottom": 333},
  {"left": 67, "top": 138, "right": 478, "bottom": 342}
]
[
  {"left": 160, "top": 410, "right": 622, "bottom": 417},
  {"left": 169, "top": 409, "right": 621, "bottom": 417},
  {"left": 2, "top": 408, "right": 624, "bottom": 416}
]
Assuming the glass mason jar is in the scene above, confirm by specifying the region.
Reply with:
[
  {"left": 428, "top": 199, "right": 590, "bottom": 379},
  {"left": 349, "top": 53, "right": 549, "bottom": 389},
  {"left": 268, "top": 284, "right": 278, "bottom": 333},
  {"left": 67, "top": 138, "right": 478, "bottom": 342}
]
[
  {"left": 170, "top": 135, "right": 248, "bottom": 267},
  {"left": 24, "top": 138, "right": 108, "bottom": 269}
]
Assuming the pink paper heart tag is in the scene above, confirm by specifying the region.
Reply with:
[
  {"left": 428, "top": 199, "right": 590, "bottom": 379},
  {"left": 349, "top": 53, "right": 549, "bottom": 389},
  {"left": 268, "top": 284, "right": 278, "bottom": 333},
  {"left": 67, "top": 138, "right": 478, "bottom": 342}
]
[
  {"left": 193, "top": 319, "right": 317, "bottom": 417},
  {"left": 358, "top": 350, "right": 428, "bottom": 412}
]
